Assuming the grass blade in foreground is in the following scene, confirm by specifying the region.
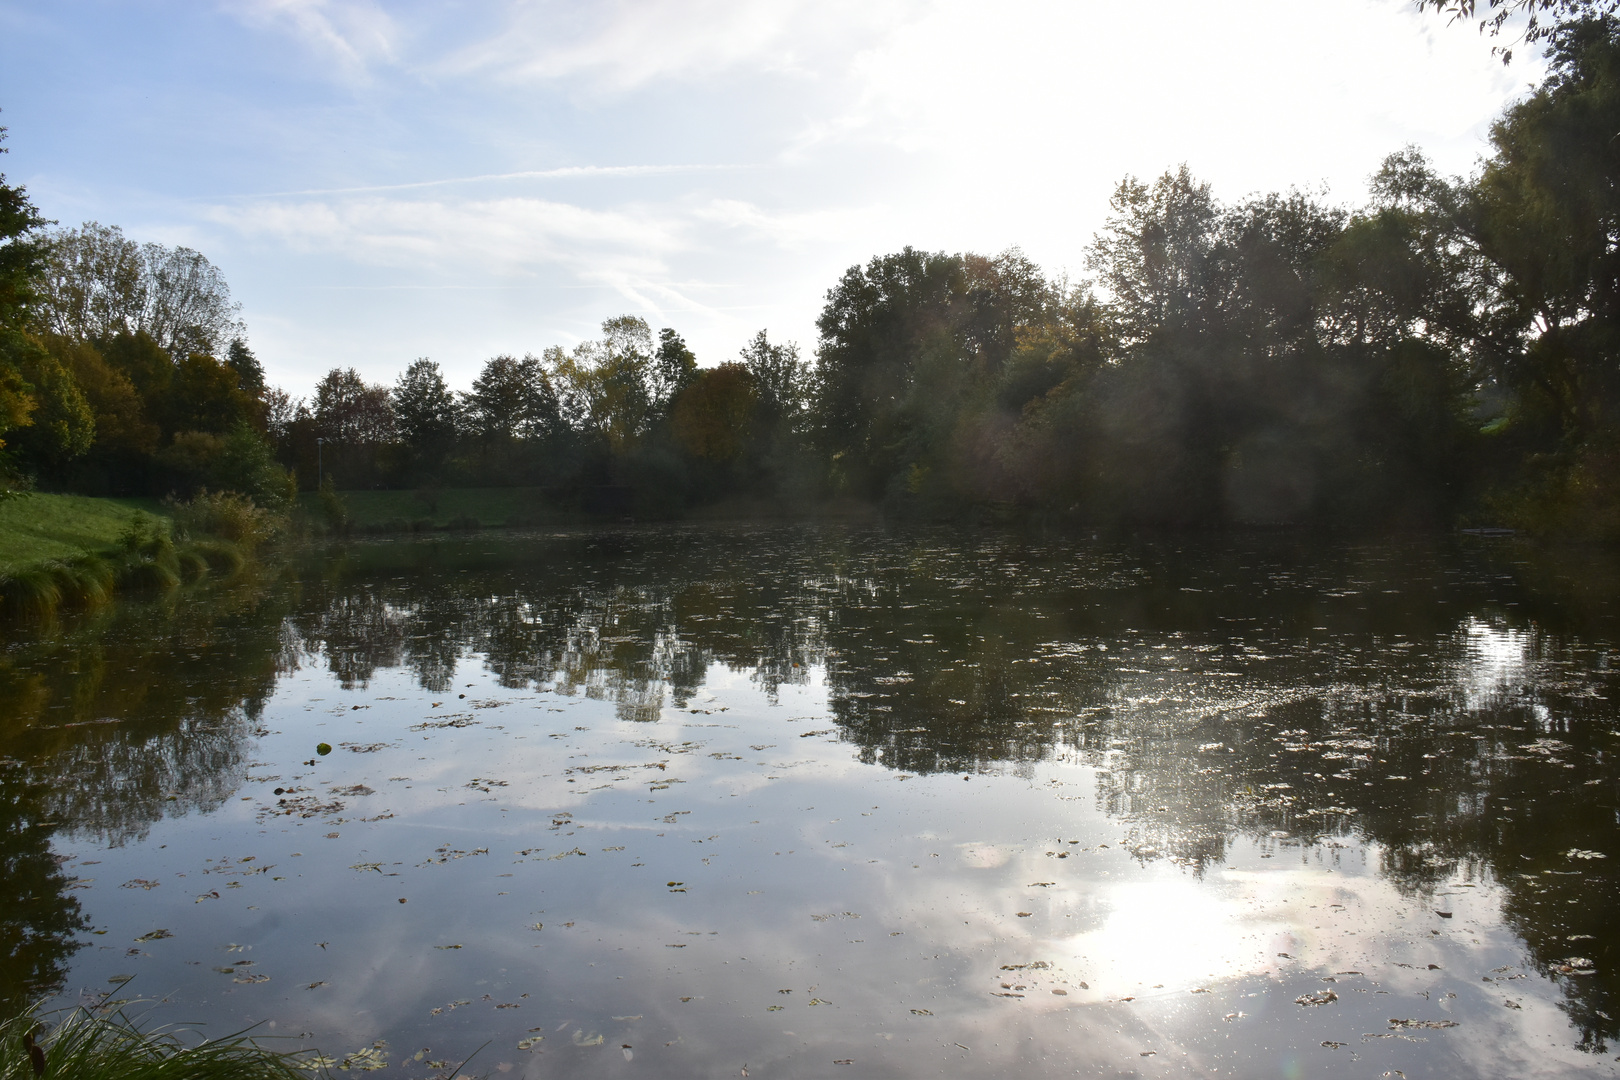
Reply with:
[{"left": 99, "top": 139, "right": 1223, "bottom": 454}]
[{"left": 0, "top": 1005, "right": 324, "bottom": 1080}]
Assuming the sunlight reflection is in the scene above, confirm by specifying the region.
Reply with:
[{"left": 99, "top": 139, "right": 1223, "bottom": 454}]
[
  {"left": 1457, "top": 617, "right": 1533, "bottom": 712},
  {"left": 1067, "top": 878, "right": 1285, "bottom": 995}
]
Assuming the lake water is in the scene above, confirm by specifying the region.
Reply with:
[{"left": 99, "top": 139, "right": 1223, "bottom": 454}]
[{"left": 1, "top": 525, "right": 1616, "bottom": 1077}]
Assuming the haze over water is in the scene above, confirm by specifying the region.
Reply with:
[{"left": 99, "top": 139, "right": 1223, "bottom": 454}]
[{"left": 2, "top": 525, "right": 1616, "bottom": 1077}]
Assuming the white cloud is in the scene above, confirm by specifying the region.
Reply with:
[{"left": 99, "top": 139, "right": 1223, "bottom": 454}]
[
  {"left": 207, "top": 194, "right": 683, "bottom": 276},
  {"left": 223, "top": 0, "right": 400, "bottom": 79},
  {"left": 436, "top": 0, "right": 919, "bottom": 93},
  {"left": 694, "top": 198, "right": 890, "bottom": 250}
]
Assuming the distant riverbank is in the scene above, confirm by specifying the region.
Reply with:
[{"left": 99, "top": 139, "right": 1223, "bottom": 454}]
[{"left": 298, "top": 486, "right": 883, "bottom": 534}]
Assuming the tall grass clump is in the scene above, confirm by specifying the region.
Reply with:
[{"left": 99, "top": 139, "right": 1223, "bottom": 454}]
[
  {"left": 56, "top": 553, "right": 116, "bottom": 607},
  {"left": 0, "top": 553, "right": 119, "bottom": 619},
  {"left": 0, "top": 1005, "right": 318, "bottom": 1080},
  {"left": 0, "top": 565, "right": 62, "bottom": 619}
]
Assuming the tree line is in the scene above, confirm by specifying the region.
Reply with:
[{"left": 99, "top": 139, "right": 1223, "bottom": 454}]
[{"left": 2, "top": 13, "right": 1618, "bottom": 534}]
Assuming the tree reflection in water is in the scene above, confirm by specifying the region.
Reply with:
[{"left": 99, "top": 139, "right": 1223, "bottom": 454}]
[
  {"left": 0, "top": 573, "right": 293, "bottom": 1009},
  {"left": 0, "top": 527, "right": 1614, "bottom": 1050}
]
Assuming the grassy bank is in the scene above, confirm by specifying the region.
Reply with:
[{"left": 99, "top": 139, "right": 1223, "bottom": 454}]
[
  {"left": 0, "top": 493, "right": 168, "bottom": 573},
  {"left": 0, "top": 491, "right": 273, "bottom": 621}
]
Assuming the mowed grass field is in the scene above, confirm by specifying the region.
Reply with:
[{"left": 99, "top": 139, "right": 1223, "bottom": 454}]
[{"left": 0, "top": 493, "right": 168, "bottom": 573}]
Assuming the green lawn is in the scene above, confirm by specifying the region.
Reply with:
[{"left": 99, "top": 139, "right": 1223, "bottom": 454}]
[
  {"left": 0, "top": 493, "right": 169, "bottom": 572},
  {"left": 302, "top": 486, "right": 575, "bottom": 529}
]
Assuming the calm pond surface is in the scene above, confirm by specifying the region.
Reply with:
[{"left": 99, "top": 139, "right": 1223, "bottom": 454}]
[{"left": 2, "top": 525, "right": 1618, "bottom": 1077}]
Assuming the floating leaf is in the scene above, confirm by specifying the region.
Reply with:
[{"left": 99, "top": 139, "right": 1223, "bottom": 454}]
[
  {"left": 1294, "top": 990, "right": 1337, "bottom": 1007},
  {"left": 315, "top": 743, "right": 332, "bottom": 756}
]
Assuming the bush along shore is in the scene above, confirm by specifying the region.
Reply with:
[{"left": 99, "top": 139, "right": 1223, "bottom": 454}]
[{"left": 0, "top": 490, "right": 281, "bottom": 621}]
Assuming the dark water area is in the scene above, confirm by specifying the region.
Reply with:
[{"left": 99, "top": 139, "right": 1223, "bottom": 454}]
[{"left": 1, "top": 525, "right": 1617, "bottom": 1077}]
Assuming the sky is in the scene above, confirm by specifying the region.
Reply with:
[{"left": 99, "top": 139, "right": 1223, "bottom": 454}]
[{"left": 0, "top": 0, "right": 1542, "bottom": 395}]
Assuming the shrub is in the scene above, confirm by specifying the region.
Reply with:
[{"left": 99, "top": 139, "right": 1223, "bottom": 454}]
[
  {"left": 117, "top": 511, "right": 172, "bottom": 558},
  {"left": 317, "top": 477, "right": 348, "bottom": 531},
  {"left": 166, "top": 490, "right": 282, "bottom": 552}
]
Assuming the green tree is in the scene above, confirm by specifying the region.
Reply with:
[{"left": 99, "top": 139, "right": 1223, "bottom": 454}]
[
  {"left": 313, "top": 367, "right": 395, "bottom": 445},
  {"left": 0, "top": 120, "right": 50, "bottom": 457},
  {"left": 5, "top": 344, "right": 94, "bottom": 466},
  {"left": 738, "top": 329, "right": 809, "bottom": 422},
  {"left": 392, "top": 358, "right": 462, "bottom": 474},
  {"left": 40, "top": 223, "right": 245, "bottom": 359},
  {"left": 812, "top": 247, "right": 970, "bottom": 498},
  {"left": 1470, "top": 17, "right": 1620, "bottom": 438},
  {"left": 465, "top": 354, "right": 558, "bottom": 443},
  {"left": 1460, "top": 16, "right": 1620, "bottom": 533},
  {"left": 651, "top": 328, "right": 698, "bottom": 416},
  {"left": 672, "top": 363, "right": 758, "bottom": 462},
  {"left": 545, "top": 316, "right": 656, "bottom": 451},
  {"left": 227, "top": 337, "right": 266, "bottom": 396}
]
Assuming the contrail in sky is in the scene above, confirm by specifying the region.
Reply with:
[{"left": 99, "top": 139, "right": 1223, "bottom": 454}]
[{"left": 229, "top": 163, "right": 747, "bottom": 199}]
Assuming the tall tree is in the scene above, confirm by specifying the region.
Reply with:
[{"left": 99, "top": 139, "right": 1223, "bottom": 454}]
[
  {"left": 546, "top": 316, "right": 656, "bottom": 450},
  {"left": 672, "top": 364, "right": 758, "bottom": 463},
  {"left": 40, "top": 223, "right": 246, "bottom": 359},
  {"left": 813, "top": 247, "right": 969, "bottom": 497},
  {"left": 737, "top": 330, "right": 808, "bottom": 422},
  {"left": 1469, "top": 16, "right": 1620, "bottom": 438},
  {"left": 465, "top": 354, "right": 559, "bottom": 443},
  {"left": 392, "top": 358, "right": 462, "bottom": 472},
  {"left": 313, "top": 368, "right": 395, "bottom": 445},
  {"left": 227, "top": 337, "right": 265, "bottom": 396},
  {"left": 1085, "top": 166, "right": 1219, "bottom": 348},
  {"left": 0, "top": 120, "right": 50, "bottom": 458},
  {"left": 651, "top": 328, "right": 698, "bottom": 416}
]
